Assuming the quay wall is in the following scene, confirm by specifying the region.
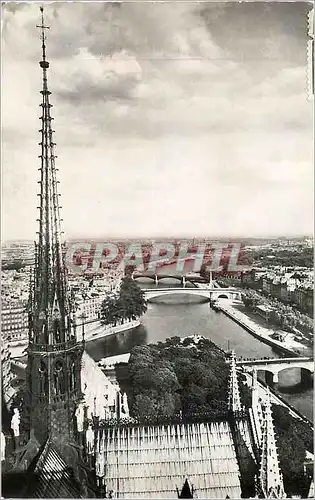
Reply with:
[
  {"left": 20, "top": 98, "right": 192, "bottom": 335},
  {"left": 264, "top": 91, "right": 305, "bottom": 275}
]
[
  {"left": 79, "top": 318, "right": 141, "bottom": 342},
  {"left": 217, "top": 304, "right": 299, "bottom": 358}
]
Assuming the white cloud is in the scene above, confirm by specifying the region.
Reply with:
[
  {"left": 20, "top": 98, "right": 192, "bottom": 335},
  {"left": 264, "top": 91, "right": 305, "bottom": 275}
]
[{"left": 1, "top": 2, "right": 313, "bottom": 240}]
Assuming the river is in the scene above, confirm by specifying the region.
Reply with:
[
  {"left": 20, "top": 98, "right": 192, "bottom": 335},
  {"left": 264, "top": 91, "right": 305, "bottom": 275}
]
[{"left": 86, "top": 278, "right": 313, "bottom": 421}]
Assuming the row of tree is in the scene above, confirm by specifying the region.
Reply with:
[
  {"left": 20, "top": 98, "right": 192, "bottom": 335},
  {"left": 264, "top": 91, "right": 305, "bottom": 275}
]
[
  {"left": 250, "top": 247, "right": 313, "bottom": 269},
  {"left": 241, "top": 289, "right": 313, "bottom": 336},
  {"left": 199, "top": 246, "right": 313, "bottom": 281},
  {"left": 100, "top": 277, "right": 147, "bottom": 326}
]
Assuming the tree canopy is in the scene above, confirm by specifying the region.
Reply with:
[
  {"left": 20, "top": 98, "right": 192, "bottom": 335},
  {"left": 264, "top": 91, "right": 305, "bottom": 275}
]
[
  {"left": 115, "top": 336, "right": 252, "bottom": 422},
  {"left": 100, "top": 277, "right": 147, "bottom": 326}
]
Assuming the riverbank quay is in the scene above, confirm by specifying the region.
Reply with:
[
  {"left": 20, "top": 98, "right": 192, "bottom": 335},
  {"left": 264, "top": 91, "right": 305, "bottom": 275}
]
[
  {"left": 7, "top": 318, "right": 141, "bottom": 359},
  {"left": 78, "top": 318, "right": 141, "bottom": 342},
  {"left": 217, "top": 302, "right": 308, "bottom": 357}
]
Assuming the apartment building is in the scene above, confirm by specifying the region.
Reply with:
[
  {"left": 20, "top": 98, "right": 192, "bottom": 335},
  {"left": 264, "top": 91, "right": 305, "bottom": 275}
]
[
  {"left": 1, "top": 340, "right": 15, "bottom": 404},
  {"left": 1, "top": 301, "right": 28, "bottom": 343}
]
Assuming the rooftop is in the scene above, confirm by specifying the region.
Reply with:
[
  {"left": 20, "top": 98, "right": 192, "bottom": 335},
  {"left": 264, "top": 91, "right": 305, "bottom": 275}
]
[{"left": 96, "top": 421, "right": 244, "bottom": 499}]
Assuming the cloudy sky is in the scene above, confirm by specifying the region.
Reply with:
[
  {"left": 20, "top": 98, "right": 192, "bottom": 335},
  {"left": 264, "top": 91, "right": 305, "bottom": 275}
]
[{"left": 2, "top": 1, "right": 313, "bottom": 240}]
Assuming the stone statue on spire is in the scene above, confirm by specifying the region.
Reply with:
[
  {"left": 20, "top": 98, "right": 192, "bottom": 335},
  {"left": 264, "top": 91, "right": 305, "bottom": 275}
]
[{"left": 11, "top": 408, "right": 20, "bottom": 438}]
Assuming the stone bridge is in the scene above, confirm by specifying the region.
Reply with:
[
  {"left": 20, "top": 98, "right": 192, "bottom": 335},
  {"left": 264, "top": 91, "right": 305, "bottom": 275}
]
[
  {"left": 236, "top": 357, "right": 314, "bottom": 384},
  {"left": 143, "top": 287, "right": 242, "bottom": 302},
  {"left": 133, "top": 272, "right": 205, "bottom": 285}
]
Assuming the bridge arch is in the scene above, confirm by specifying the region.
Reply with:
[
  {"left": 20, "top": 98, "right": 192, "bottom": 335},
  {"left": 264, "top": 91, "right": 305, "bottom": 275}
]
[
  {"left": 143, "top": 286, "right": 240, "bottom": 303},
  {"left": 240, "top": 359, "right": 314, "bottom": 387},
  {"left": 133, "top": 275, "right": 156, "bottom": 282},
  {"left": 256, "top": 369, "right": 275, "bottom": 386},
  {"left": 144, "top": 288, "right": 211, "bottom": 303},
  {"left": 276, "top": 366, "right": 314, "bottom": 388},
  {"left": 158, "top": 276, "right": 183, "bottom": 283}
]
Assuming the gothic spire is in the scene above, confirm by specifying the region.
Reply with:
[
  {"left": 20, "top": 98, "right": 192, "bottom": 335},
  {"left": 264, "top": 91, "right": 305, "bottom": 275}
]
[
  {"left": 227, "top": 350, "right": 242, "bottom": 413},
  {"left": 29, "top": 5, "right": 75, "bottom": 346},
  {"left": 26, "top": 7, "right": 83, "bottom": 447},
  {"left": 258, "top": 388, "right": 285, "bottom": 499}
]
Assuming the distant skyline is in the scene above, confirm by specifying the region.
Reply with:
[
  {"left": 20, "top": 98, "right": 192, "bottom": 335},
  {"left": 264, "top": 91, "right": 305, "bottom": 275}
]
[
  {"left": 2, "top": 2, "right": 313, "bottom": 240},
  {"left": 2, "top": 234, "right": 313, "bottom": 245}
]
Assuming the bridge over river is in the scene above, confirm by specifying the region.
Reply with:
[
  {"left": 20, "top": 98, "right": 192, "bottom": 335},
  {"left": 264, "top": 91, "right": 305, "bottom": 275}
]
[
  {"left": 236, "top": 357, "right": 314, "bottom": 384},
  {"left": 133, "top": 271, "right": 207, "bottom": 284},
  {"left": 143, "top": 286, "right": 242, "bottom": 302}
]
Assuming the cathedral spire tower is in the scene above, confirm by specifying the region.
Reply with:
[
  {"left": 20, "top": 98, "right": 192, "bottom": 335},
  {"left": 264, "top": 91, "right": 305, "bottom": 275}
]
[
  {"left": 27, "top": 6, "right": 84, "bottom": 445},
  {"left": 227, "top": 350, "right": 242, "bottom": 413},
  {"left": 258, "top": 389, "right": 285, "bottom": 499},
  {"left": 34, "top": 5, "right": 68, "bottom": 343}
]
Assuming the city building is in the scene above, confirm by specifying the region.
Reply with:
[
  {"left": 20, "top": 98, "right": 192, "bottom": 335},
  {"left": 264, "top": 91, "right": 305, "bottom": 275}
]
[
  {"left": 293, "top": 285, "right": 314, "bottom": 316},
  {"left": 75, "top": 293, "right": 104, "bottom": 322},
  {"left": 1, "top": 269, "right": 30, "bottom": 302},
  {"left": 1, "top": 302, "right": 28, "bottom": 344},
  {"left": 255, "top": 304, "right": 274, "bottom": 323},
  {"left": 1, "top": 339, "right": 15, "bottom": 405},
  {"left": 246, "top": 268, "right": 314, "bottom": 317}
]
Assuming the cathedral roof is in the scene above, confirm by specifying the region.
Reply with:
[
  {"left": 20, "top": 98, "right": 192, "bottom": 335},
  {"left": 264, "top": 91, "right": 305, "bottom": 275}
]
[
  {"left": 95, "top": 421, "right": 243, "bottom": 499},
  {"left": 24, "top": 440, "right": 83, "bottom": 498}
]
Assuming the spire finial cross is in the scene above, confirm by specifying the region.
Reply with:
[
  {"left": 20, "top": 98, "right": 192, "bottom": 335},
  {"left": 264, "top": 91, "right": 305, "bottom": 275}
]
[
  {"left": 36, "top": 5, "right": 50, "bottom": 42},
  {"left": 36, "top": 6, "right": 50, "bottom": 66},
  {"left": 36, "top": 5, "right": 50, "bottom": 31}
]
